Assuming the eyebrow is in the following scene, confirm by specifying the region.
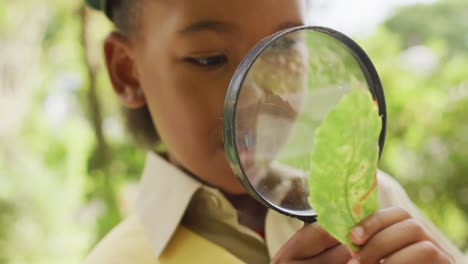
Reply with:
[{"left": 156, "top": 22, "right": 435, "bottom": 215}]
[
  {"left": 179, "top": 20, "right": 304, "bottom": 35},
  {"left": 179, "top": 20, "right": 234, "bottom": 34}
]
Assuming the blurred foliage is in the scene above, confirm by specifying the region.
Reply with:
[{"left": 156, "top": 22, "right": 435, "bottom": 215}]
[
  {"left": 0, "top": 0, "right": 466, "bottom": 263},
  {"left": 0, "top": 1, "right": 145, "bottom": 263},
  {"left": 360, "top": 1, "right": 468, "bottom": 250}
]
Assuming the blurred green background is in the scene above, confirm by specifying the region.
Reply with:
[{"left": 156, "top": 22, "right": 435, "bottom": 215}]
[{"left": 0, "top": 0, "right": 467, "bottom": 263}]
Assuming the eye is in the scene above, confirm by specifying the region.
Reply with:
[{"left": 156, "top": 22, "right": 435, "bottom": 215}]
[{"left": 184, "top": 54, "right": 227, "bottom": 68}]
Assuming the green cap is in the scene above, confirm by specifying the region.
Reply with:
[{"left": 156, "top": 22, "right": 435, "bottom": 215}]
[{"left": 85, "top": 0, "right": 111, "bottom": 18}]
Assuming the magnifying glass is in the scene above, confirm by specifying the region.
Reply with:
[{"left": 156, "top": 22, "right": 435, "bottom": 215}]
[{"left": 223, "top": 26, "right": 386, "bottom": 223}]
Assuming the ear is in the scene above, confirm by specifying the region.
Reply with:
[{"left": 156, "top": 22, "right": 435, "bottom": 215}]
[{"left": 103, "top": 32, "right": 146, "bottom": 108}]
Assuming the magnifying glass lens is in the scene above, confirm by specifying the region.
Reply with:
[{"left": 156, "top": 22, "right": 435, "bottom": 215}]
[{"left": 225, "top": 27, "right": 386, "bottom": 222}]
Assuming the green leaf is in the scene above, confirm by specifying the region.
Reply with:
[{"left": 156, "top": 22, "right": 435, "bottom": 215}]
[{"left": 308, "top": 89, "right": 382, "bottom": 250}]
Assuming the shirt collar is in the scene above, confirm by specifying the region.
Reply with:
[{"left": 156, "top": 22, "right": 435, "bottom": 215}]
[
  {"left": 135, "top": 152, "right": 202, "bottom": 257},
  {"left": 135, "top": 152, "right": 302, "bottom": 258}
]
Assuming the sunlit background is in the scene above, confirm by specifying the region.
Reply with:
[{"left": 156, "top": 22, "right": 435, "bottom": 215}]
[{"left": 1, "top": 1, "right": 467, "bottom": 263}]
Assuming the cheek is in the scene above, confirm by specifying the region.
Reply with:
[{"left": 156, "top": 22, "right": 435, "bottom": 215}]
[
  {"left": 142, "top": 70, "right": 246, "bottom": 193},
  {"left": 142, "top": 66, "right": 227, "bottom": 157}
]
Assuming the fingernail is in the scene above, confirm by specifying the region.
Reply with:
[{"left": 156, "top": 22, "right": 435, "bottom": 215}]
[
  {"left": 350, "top": 226, "right": 364, "bottom": 241},
  {"left": 348, "top": 257, "right": 360, "bottom": 264}
]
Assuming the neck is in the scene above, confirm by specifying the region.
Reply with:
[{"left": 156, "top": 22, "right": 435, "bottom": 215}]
[{"left": 223, "top": 192, "right": 267, "bottom": 233}]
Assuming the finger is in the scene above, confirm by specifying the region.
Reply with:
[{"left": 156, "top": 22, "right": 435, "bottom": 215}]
[
  {"left": 383, "top": 241, "right": 453, "bottom": 264},
  {"left": 349, "top": 207, "right": 411, "bottom": 245},
  {"left": 288, "top": 245, "right": 351, "bottom": 264},
  {"left": 273, "top": 222, "right": 340, "bottom": 261},
  {"left": 355, "top": 218, "right": 427, "bottom": 264},
  {"left": 307, "top": 244, "right": 351, "bottom": 264}
]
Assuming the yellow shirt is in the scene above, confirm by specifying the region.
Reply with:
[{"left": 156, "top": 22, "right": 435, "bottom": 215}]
[{"left": 84, "top": 152, "right": 466, "bottom": 263}]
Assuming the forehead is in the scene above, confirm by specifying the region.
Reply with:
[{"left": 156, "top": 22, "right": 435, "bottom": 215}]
[
  {"left": 140, "top": 0, "right": 306, "bottom": 36},
  {"left": 171, "top": 0, "right": 305, "bottom": 22}
]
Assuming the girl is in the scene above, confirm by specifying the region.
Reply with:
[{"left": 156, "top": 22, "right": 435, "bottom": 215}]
[{"left": 84, "top": 0, "right": 463, "bottom": 263}]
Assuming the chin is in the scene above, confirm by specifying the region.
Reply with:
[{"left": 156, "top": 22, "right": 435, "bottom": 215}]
[
  {"left": 216, "top": 164, "right": 247, "bottom": 194},
  {"left": 220, "top": 182, "right": 248, "bottom": 195}
]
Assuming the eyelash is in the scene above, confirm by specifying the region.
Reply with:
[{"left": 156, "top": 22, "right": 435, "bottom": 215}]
[{"left": 185, "top": 55, "right": 228, "bottom": 68}]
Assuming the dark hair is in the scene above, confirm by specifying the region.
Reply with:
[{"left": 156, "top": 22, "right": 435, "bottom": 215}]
[
  {"left": 107, "top": 0, "right": 160, "bottom": 149},
  {"left": 108, "top": 0, "right": 141, "bottom": 34}
]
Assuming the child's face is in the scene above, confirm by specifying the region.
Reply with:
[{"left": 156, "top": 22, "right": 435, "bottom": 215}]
[{"left": 111, "top": 0, "right": 305, "bottom": 194}]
